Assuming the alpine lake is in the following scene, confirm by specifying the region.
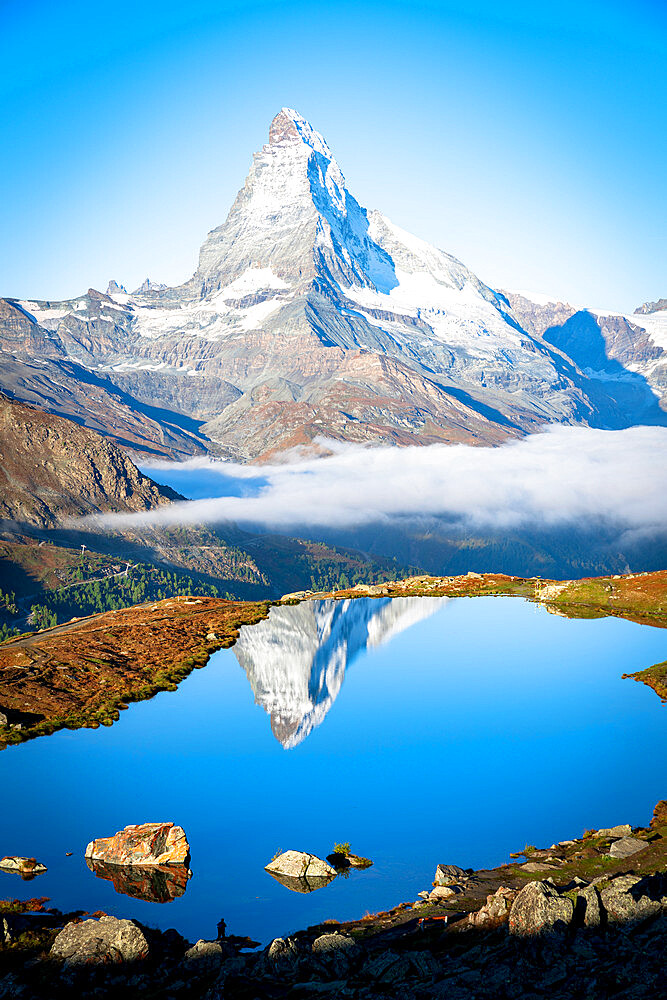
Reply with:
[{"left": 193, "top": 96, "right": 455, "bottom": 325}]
[{"left": 1, "top": 593, "right": 665, "bottom": 945}]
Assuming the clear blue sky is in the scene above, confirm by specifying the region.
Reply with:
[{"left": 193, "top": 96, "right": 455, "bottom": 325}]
[{"left": 1, "top": 0, "right": 665, "bottom": 312}]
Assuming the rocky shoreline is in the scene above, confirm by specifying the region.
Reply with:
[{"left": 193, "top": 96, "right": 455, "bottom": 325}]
[{"left": 1, "top": 801, "right": 666, "bottom": 999}]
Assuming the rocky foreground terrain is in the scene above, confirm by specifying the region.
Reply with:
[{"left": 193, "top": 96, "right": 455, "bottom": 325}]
[{"left": 1, "top": 802, "right": 666, "bottom": 999}]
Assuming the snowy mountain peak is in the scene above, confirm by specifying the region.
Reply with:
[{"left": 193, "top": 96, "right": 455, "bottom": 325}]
[{"left": 268, "top": 107, "right": 333, "bottom": 159}]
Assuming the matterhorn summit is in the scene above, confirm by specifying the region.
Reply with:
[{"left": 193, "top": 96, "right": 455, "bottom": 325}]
[{"left": 7, "top": 107, "right": 665, "bottom": 461}]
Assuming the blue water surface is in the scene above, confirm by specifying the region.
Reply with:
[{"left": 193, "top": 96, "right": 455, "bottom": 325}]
[{"left": 1, "top": 596, "right": 665, "bottom": 945}]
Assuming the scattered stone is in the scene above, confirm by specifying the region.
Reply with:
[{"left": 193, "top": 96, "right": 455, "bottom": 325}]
[
  {"left": 429, "top": 885, "right": 457, "bottom": 900},
  {"left": 469, "top": 887, "right": 516, "bottom": 928},
  {"left": 346, "top": 853, "right": 373, "bottom": 869},
  {"left": 508, "top": 880, "right": 574, "bottom": 936},
  {"left": 311, "top": 931, "right": 360, "bottom": 973},
  {"left": 0, "top": 857, "right": 47, "bottom": 876},
  {"left": 608, "top": 836, "right": 648, "bottom": 859},
  {"left": 433, "top": 863, "right": 467, "bottom": 886},
  {"left": 600, "top": 874, "right": 663, "bottom": 924},
  {"left": 362, "top": 949, "right": 438, "bottom": 984},
  {"left": 326, "top": 851, "right": 373, "bottom": 870},
  {"left": 50, "top": 915, "right": 149, "bottom": 967},
  {"left": 85, "top": 823, "right": 189, "bottom": 866},
  {"left": 577, "top": 885, "right": 602, "bottom": 927},
  {"left": 267, "top": 936, "right": 300, "bottom": 967},
  {"left": 596, "top": 824, "right": 632, "bottom": 839},
  {"left": 312, "top": 932, "right": 358, "bottom": 955},
  {"left": 183, "top": 939, "right": 225, "bottom": 969},
  {"left": 265, "top": 850, "right": 336, "bottom": 879}
]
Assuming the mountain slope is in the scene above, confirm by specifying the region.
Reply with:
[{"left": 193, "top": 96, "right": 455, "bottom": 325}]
[
  {"left": 2, "top": 108, "right": 665, "bottom": 460},
  {"left": 0, "top": 395, "right": 181, "bottom": 527}
]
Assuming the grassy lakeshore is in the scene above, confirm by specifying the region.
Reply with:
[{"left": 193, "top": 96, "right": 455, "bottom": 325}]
[{"left": 0, "top": 570, "right": 665, "bottom": 748}]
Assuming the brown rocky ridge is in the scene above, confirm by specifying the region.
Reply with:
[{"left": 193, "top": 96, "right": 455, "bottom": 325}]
[{"left": 0, "top": 395, "right": 179, "bottom": 528}]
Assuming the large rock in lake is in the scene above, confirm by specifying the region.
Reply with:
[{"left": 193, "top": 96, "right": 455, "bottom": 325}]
[
  {"left": 51, "top": 915, "right": 149, "bottom": 967},
  {"left": 265, "top": 850, "right": 336, "bottom": 880},
  {"left": 85, "top": 822, "right": 189, "bottom": 866},
  {"left": 508, "top": 881, "right": 574, "bottom": 936}
]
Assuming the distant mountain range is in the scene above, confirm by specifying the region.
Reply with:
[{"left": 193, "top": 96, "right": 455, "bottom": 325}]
[{"left": 1, "top": 107, "right": 665, "bottom": 461}]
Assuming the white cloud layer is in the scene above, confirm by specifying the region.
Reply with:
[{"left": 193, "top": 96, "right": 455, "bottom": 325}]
[{"left": 85, "top": 426, "right": 667, "bottom": 540}]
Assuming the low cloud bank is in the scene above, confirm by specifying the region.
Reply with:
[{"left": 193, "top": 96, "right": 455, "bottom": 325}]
[{"left": 86, "top": 426, "right": 667, "bottom": 541}]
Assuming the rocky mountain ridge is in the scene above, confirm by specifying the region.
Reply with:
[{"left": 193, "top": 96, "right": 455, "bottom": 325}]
[
  {"left": 0, "top": 395, "right": 180, "bottom": 527},
  {"left": 1, "top": 108, "right": 665, "bottom": 460}
]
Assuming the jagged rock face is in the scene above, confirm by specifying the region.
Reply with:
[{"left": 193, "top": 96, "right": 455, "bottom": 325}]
[
  {"left": 233, "top": 596, "right": 447, "bottom": 747},
  {"left": 85, "top": 822, "right": 190, "bottom": 867},
  {"left": 0, "top": 395, "right": 180, "bottom": 526},
  {"left": 2, "top": 108, "right": 666, "bottom": 460},
  {"left": 635, "top": 297, "right": 667, "bottom": 315},
  {"left": 504, "top": 291, "right": 667, "bottom": 418}
]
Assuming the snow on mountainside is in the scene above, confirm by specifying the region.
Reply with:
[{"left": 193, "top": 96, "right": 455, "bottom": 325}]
[
  {"left": 232, "top": 596, "right": 447, "bottom": 747},
  {"left": 1, "top": 107, "right": 666, "bottom": 460}
]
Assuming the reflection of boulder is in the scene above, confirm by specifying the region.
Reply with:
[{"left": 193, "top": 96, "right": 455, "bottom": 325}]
[
  {"left": 235, "top": 596, "right": 447, "bottom": 747},
  {"left": 265, "top": 851, "right": 337, "bottom": 894},
  {"left": 85, "top": 822, "right": 190, "bottom": 866},
  {"left": 85, "top": 858, "right": 191, "bottom": 903},
  {"left": 266, "top": 870, "right": 336, "bottom": 894}
]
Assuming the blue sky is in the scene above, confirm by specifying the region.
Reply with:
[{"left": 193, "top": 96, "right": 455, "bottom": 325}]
[{"left": 1, "top": 0, "right": 665, "bottom": 312}]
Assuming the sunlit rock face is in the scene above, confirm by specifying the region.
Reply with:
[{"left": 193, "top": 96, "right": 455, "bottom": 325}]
[
  {"left": 6, "top": 109, "right": 665, "bottom": 461},
  {"left": 233, "top": 596, "right": 447, "bottom": 748}
]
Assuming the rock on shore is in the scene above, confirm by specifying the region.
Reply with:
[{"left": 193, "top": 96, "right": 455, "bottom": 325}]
[{"left": 50, "top": 915, "right": 149, "bottom": 967}]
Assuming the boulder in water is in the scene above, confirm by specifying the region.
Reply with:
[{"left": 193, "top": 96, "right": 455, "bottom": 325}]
[
  {"left": 265, "top": 850, "right": 336, "bottom": 879},
  {"left": 84, "top": 822, "right": 189, "bottom": 866},
  {"left": 0, "top": 856, "right": 47, "bottom": 878}
]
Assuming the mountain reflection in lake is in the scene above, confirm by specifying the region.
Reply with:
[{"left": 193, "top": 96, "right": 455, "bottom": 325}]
[
  {"left": 232, "top": 597, "right": 448, "bottom": 747},
  {"left": 1, "top": 597, "right": 665, "bottom": 946}
]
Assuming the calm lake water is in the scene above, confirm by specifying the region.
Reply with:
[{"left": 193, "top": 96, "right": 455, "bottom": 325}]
[{"left": 1, "top": 596, "right": 665, "bottom": 944}]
